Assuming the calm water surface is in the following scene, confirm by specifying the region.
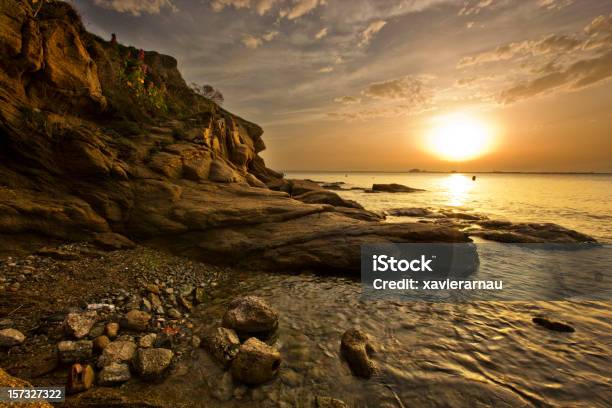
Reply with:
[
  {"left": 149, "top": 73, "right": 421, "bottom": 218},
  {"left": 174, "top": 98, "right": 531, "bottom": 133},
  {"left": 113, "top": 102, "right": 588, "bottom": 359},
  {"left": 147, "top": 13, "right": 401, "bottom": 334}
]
[{"left": 286, "top": 172, "right": 612, "bottom": 242}]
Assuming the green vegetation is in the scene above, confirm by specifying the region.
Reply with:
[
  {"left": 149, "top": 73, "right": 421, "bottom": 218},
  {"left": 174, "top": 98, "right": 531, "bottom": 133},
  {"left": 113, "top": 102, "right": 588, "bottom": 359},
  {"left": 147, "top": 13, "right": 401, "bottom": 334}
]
[{"left": 118, "top": 50, "right": 168, "bottom": 115}]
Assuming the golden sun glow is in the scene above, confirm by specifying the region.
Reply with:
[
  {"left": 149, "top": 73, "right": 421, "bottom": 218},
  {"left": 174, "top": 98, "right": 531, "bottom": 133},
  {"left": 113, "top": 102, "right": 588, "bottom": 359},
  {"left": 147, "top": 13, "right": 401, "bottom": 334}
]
[{"left": 426, "top": 113, "right": 495, "bottom": 161}]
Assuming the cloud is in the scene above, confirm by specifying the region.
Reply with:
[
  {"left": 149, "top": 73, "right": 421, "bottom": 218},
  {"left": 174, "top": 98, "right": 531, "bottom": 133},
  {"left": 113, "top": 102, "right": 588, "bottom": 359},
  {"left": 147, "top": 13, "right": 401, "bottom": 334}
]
[
  {"left": 210, "top": 0, "right": 279, "bottom": 15},
  {"left": 458, "top": 0, "right": 493, "bottom": 16},
  {"left": 358, "top": 20, "right": 386, "bottom": 47},
  {"left": 334, "top": 96, "right": 361, "bottom": 104},
  {"left": 315, "top": 27, "right": 328, "bottom": 40},
  {"left": 241, "top": 30, "right": 279, "bottom": 48},
  {"left": 317, "top": 66, "right": 334, "bottom": 73},
  {"left": 362, "top": 76, "right": 429, "bottom": 103},
  {"left": 280, "top": 0, "right": 326, "bottom": 20},
  {"left": 458, "top": 34, "right": 582, "bottom": 67},
  {"left": 500, "top": 50, "right": 612, "bottom": 103},
  {"left": 537, "top": 0, "right": 574, "bottom": 11},
  {"left": 93, "top": 0, "right": 176, "bottom": 15}
]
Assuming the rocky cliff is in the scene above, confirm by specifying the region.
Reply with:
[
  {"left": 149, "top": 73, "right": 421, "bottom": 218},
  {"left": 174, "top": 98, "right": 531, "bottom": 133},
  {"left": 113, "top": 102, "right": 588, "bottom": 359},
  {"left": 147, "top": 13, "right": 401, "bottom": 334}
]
[{"left": 0, "top": 1, "right": 470, "bottom": 272}]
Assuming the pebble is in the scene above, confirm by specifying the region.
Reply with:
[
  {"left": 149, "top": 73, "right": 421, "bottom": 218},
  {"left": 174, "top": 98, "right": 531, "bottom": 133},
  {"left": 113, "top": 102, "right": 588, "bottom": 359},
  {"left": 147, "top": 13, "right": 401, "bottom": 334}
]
[
  {"left": 98, "top": 362, "right": 132, "bottom": 386},
  {"left": 0, "top": 328, "right": 26, "bottom": 347}
]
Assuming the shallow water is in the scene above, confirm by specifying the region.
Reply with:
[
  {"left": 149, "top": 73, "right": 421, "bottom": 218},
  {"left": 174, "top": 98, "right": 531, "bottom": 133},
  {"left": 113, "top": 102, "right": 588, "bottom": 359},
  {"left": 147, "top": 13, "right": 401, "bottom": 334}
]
[
  {"left": 286, "top": 172, "right": 612, "bottom": 243},
  {"left": 137, "top": 269, "right": 611, "bottom": 407}
]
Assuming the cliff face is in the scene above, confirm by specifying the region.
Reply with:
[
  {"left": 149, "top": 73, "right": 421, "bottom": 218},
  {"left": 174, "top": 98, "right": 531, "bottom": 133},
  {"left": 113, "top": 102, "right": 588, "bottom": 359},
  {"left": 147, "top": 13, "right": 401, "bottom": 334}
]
[{"left": 0, "top": 1, "right": 469, "bottom": 270}]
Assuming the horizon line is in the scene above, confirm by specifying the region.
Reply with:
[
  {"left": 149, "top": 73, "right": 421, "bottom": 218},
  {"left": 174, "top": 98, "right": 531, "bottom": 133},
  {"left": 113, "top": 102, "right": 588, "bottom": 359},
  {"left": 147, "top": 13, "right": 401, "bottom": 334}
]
[{"left": 279, "top": 170, "right": 612, "bottom": 175}]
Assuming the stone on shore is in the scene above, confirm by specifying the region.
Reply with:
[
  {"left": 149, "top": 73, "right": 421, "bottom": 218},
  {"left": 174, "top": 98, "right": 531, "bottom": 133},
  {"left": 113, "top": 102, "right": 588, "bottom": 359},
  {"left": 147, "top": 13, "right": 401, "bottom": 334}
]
[
  {"left": 98, "top": 362, "right": 131, "bottom": 386},
  {"left": 93, "top": 335, "right": 110, "bottom": 352},
  {"left": 0, "top": 368, "right": 52, "bottom": 407},
  {"left": 58, "top": 340, "right": 94, "bottom": 364},
  {"left": 133, "top": 348, "right": 174, "bottom": 378},
  {"left": 105, "top": 322, "right": 120, "bottom": 338},
  {"left": 139, "top": 333, "right": 157, "bottom": 348},
  {"left": 294, "top": 190, "right": 363, "bottom": 209},
  {"left": 340, "top": 329, "right": 376, "bottom": 378},
  {"left": 121, "top": 310, "right": 151, "bottom": 331},
  {"left": 203, "top": 327, "right": 241, "bottom": 367},
  {"left": 67, "top": 363, "right": 95, "bottom": 394},
  {"left": 92, "top": 232, "right": 136, "bottom": 250},
  {"left": 97, "top": 340, "right": 137, "bottom": 367},
  {"left": 371, "top": 183, "right": 425, "bottom": 193},
  {"left": 222, "top": 296, "right": 278, "bottom": 339},
  {"left": 0, "top": 328, "right": 26, "bottom": 347},
  {"left": 387, "top": 207, "right": 432, "bottom": 217},
  {"left": 64, "top": 311, "right": 97, "bottom": 339},
  {"left": 230, "top": 338, "right": 281, "bottom": 385}
]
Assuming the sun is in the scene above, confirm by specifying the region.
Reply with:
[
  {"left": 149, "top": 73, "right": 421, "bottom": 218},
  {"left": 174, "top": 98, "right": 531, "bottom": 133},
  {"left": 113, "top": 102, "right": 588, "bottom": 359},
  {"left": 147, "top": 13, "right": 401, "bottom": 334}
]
[{"left": 426, "top": 113, "right": 495, "bottom": 161}]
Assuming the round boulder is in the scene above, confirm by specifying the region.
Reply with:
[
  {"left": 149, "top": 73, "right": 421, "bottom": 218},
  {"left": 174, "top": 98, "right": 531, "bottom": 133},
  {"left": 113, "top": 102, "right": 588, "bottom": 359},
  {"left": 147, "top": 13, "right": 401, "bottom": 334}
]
[
  {"left": 121, "top": 310, "right": 151, "bottom": 332},
  {"left": 230, "top": 337, "right": 281, "bottom": 385},
  {"left": 0, "top": 328, "right": 26, "bottom": 347},
  {"left": 222, "top": 296, "right": 278, "bottom": 339},
  {"left": 133, "top": 348, "right": 173, "bottom": 378}
]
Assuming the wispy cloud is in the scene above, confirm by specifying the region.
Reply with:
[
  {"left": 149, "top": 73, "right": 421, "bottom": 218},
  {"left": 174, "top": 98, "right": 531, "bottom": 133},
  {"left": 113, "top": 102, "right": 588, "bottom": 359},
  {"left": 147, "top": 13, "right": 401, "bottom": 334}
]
[
  {"left": 358, "top": 20, "right": 386, "bottom": 47},
  {"left": 241, "top": 30, "right": 279, "bottom": 48},
  {"left": 93, "top": 0, "right": 177, "bottom": 15},
  {"left": 210, "top": 0, "right": 280, "bottom": 15}
]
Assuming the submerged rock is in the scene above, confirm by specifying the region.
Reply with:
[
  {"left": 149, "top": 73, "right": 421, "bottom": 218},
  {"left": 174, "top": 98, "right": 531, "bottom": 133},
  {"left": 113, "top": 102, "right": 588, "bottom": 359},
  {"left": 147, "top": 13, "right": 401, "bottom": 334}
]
[
  {"left": 0, "top": 328, "right": 26, "bottom": 347},
  {"left": 222, "top": 296, "right": 278, "bottom": 339},
  {"left": 532, "top": 317, "right": 575, "bottom": 333},
  {"left": 231, "top": 338, "right": 281, "bottom": 385},
  {"left": 340, "top": 329, "right": 376, "bottom": 378},
  {"left": 388, "top": 207, "right": 433, "bottom": 217},
  {"left": 98, "top": 362, "right": 131, "bottom": 386},
  {"left": 371, "top": 183, "right": 425, "bottom": 193},
  {"left": 64, "top": 311, "right": 97, "bottom": 339},
  {"left": 472, "top": 222, "right": 597, "bottom": 244},
  {"left": 203, "top": 327, "right": 241, "bottom": 367},
  {"left": 133, "top": 348, "right": 174, "bottom": 378}
]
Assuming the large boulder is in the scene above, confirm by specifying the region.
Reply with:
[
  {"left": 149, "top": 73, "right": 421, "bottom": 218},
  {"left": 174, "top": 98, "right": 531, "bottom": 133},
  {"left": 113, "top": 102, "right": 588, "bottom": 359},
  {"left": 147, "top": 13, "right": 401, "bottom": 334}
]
[
  {"left": 222, "top": 296, "right": 278, "bottom": 339},
  {"left": 230, "top": 338, "right": 281, "bottom": 385},
  {"left": 340, "top": 329, "right": 376, "bottom": 378},
  {"left": 294, "top": 190, "right": 363, "bottom": 209}
]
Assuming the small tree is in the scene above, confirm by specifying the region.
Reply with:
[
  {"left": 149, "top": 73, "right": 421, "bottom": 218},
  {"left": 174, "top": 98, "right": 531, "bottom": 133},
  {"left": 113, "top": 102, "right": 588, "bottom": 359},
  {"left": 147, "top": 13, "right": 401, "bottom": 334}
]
[{"left": 190, "top": 83, "right": 224, "bottom": 106}]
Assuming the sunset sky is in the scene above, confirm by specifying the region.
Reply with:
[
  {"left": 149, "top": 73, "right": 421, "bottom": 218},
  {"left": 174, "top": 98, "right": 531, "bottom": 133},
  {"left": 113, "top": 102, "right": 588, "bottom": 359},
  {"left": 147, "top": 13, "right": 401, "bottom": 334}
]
[{"left": 75, "top": 0, "right": 612, "bottom": 172}]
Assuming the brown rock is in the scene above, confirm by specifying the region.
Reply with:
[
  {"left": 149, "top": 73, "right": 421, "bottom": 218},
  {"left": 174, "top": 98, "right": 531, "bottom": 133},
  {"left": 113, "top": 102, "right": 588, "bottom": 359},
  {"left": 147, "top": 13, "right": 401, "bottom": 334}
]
[
  {"left": 121, "top": 310, "right": 151, "bottom": 331},
  {"left": 133, "top": 348, "right": 173, "bottom": 378},
  {"left": 0, "top": 368, "right": 52, "bottom": 407},
  {"left": 222, "top": 296, "right": 278, "bottom": 339},
  {"left": 97, "top": 340, "right": 137, "bottom": 367},
  {"left": 64, "top": 311, "right": 97, "bottom": 339},
  {"left": 203, "top": 327, "right": 241, "bottom": 367},
  {"left": 92, "top": 232, "right": 136, "bottom": 250},
  {"left": 371, "top": 183, "right": 425, "bottom": 193},
  {"left": 93, "top": 335, "right": 110, "bottom": 353},
  {"left": 340, "top": 328, "right": 376, "bottom": 378},
  {"left": 105, "top": 322, "right": 119, "bottom": 338},
  {"left": 67, "top": 363, "right": 95, "bottom": 394},
  {"left": 230, "top": 338, "right": 281, "bottom": 385},
  {"left": 0, "top": 328, "right": 25, "bottom": 347}
]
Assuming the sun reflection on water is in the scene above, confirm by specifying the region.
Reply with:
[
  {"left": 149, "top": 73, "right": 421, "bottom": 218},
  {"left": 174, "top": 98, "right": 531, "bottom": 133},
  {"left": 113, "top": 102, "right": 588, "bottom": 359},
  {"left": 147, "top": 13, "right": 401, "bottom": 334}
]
[{"left": 442, "top": 174, "right": 474, "bottom": 206}]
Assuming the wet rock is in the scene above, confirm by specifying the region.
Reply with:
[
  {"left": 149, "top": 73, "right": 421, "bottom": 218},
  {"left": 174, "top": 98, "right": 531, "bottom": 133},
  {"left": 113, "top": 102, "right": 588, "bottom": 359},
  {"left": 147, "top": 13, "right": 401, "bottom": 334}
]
[
  {"left": 203, "top": 327, "right": 241, "bottom": 367},
  {"left": 532, "top": 317, "right": 575, "bottom": 333},
  {"left": 294, "top": 190, "right": 363, "bottom": 209},
  {"left": 315, "top": 396, "right": 349, "bottom": 408},
  {"left": 340, "top": 329, "right": 376, "bottom": 378},
  {"left": 121, "top": 310, "right": 151, "bottom": 331},
  {"left": 67, "top": 363, "right": 95, "bottom": 394},
  {"left": 98, "top": 362, "right": 131, "bottom": 386},
  {"left": 145, "top": 283, "right": 160, "bottom": 295},
  {"left": 0, "top": 328, "right": 26, "bottom": 347},
  {"left": 139, "top": 333, "right": 157, "bottom": 348},
  {"left": 387, "top": 207, "right": 432, "bottom": 217},
  {"left": 92, "top": 232, "right": 136, "bottom": 250},
  {"left": 97, "top": 340, "right": 137, "bottom": 367},
  {"left": 167, "top": 308, "right": 181, "bottom": 319},
  {"left": 105, "top": 322, "right": 119, "bottom": 338},
  {"left": 93, "top": 335, "right": 110, "bottom": 353},
  {"left": 472, "top": 221, "right": 597, "bottom": 244},
  {"left": 133, "top": 348, "right": 174, "bottom": 378},
  {"left": 64, "top": 311, "right": 97, "bottom": 339},
  {"left": 371, "top": 183, "right": 425, "bottom": 193},
  {"left": 222, "top": 296, "right": 278, "bottom": 339},
  {"left": 230, "top": 337, "right": 281, "bottom": 385},
  {"left": 58, "top": 340, "right": 93, "bottom": 364}
]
